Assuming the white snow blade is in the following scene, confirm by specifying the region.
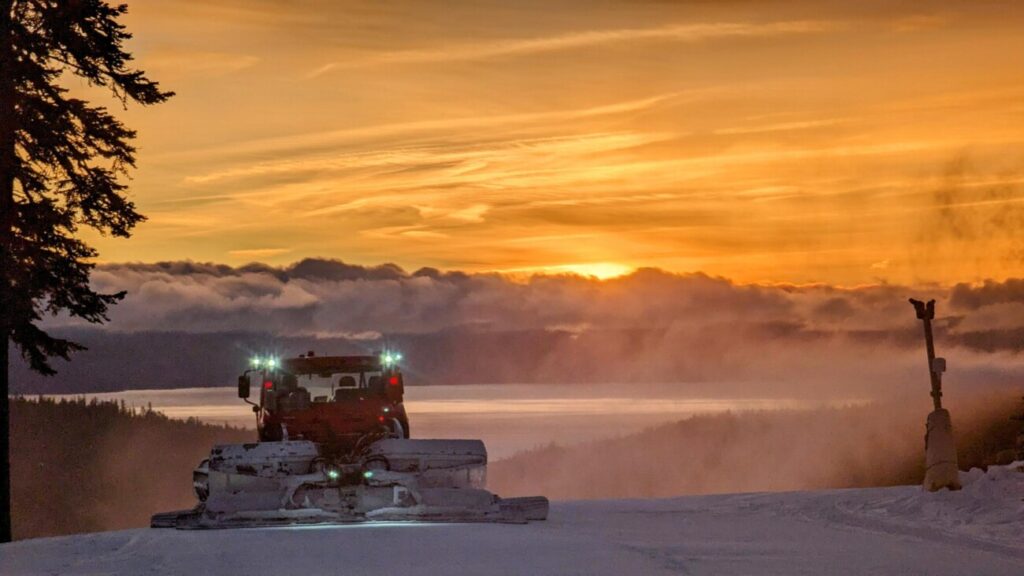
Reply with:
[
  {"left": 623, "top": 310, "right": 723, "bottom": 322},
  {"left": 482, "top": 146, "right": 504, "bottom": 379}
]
[
  {"left": 152, "top": 438, "right": 547, "bottom": 528},
  {"left": 364, "top": 439, "right": 488, "bottom": 488}
]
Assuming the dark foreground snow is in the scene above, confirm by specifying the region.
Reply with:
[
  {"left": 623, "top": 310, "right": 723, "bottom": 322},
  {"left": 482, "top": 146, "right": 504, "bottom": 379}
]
[{"left": 2, "top": 463, "right": 1022, "bottom": 575}]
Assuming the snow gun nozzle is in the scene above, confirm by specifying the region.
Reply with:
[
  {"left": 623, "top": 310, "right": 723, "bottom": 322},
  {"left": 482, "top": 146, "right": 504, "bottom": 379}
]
[{"left": 909, "top": 298, "right": 935, "bottom": 320}]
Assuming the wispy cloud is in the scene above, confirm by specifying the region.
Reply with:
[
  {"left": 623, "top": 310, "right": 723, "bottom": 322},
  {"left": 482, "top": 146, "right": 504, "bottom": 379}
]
[
  {"left": 417, "top": 203, "right": 490, "bottom": 224},
  {"left": 887, "top": 13, "right": 952, "bottom": 33},
  {"left": 161, "top": 93, "right": 684, "bottom": 163},
  {"left": 145, "top": 49, "right": 260, "bottom": 78},
  {"left": 227, "top": 248, "right": 291, "bottom": 259},
  {"left": 182, "top": 132, "right": 668, "bottom": 188},
  {"left": 712, "top": 118, "right": 852, "bottom": 136},
  {"left": 308, "top": 20, "right": 835, "bottom": 75}
]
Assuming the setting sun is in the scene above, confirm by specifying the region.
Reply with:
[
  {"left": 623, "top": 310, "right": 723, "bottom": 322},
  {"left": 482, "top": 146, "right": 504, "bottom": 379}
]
[
  {"left": 547, "top": 263, "right": 636, "bottom": 280},
  {"left": 496, "top": 262, "right": 635, "bottom": 280}
]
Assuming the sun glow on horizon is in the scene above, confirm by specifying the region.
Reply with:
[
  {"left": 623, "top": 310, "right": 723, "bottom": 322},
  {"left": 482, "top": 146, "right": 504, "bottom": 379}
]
[{"left": 500, "top": 262, "right": 635, "bottom": 280}]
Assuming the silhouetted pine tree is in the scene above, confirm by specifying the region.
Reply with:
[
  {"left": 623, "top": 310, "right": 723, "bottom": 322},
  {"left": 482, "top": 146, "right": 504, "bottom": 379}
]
[{"left": 0, "top": 1, "right": 171, "bottom": 542}]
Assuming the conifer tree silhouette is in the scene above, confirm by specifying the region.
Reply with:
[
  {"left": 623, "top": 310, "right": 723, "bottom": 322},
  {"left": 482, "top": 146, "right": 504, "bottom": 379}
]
[{"left": 0, "top": 0, "right": 171, "bottom": 541}]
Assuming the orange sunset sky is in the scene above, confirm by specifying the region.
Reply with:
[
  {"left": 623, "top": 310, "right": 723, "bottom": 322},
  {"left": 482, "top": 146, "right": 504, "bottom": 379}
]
[{"left": 78, "top": 0, "right": 1024, "bottom": 285}]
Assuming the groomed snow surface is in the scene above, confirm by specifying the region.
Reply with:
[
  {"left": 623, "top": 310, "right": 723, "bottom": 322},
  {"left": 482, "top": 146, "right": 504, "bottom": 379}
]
[{"left": 2, "top": 463, "right": 1022, "bottom": 575}]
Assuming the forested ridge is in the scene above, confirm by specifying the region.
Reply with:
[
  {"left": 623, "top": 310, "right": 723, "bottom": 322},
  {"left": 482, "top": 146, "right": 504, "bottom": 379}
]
[{"left": 10, "top": 397, "right": 250, "bottom": 539}]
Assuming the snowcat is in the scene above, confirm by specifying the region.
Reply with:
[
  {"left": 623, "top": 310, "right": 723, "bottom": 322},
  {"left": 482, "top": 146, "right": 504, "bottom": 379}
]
[{"left": 151, "top": 351, "right": 548, "bottom": 528}]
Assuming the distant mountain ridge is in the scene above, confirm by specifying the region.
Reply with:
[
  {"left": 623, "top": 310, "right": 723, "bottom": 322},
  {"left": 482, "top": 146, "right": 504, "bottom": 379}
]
[{"left": 11, "top": 324, "right": 1024, "bottom": 398}]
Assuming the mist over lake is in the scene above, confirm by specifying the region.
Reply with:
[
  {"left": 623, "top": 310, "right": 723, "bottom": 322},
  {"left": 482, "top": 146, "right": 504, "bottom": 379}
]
[{"left": 42, "top": 383, "right": 859, "bottom": 458}]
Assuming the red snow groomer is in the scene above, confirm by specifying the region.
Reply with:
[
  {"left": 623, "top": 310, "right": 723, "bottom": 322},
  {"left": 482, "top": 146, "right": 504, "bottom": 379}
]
[{"left": 152, "top": 350, "right": 548, "bottom": 528}]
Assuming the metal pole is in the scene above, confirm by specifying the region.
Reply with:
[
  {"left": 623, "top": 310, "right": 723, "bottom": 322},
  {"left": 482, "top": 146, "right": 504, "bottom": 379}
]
[
  {"left": 909, "top": 298, "right": 943, "bottom": 410},
  {"left": 910, "top": 298, "right": 960, "bottom": 491}
]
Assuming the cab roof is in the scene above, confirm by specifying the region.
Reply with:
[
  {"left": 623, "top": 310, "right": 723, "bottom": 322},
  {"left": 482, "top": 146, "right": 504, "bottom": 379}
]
[{"left": 282, "top": 355, "right": 383, "bottom": 375}]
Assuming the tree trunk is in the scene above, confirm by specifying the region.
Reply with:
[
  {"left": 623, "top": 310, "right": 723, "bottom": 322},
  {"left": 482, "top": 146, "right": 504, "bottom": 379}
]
[
  {"left": 0, "top": 337, "right": 9, "bottom": 543},
  {"left": 0, "top": 0, "right": 16, "bottom": 544}
]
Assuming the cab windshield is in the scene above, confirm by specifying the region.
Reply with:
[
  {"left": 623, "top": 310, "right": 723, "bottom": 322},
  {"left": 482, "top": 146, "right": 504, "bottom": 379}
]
[{"left": 288, "top": 370, "right": 386, "bottom": 403}]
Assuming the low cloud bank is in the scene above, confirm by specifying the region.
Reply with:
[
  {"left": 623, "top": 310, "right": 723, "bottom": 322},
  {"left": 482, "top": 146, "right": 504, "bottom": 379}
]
[
  {"left": 78, "top": 259, "right": 1024, "bottom": 347},
  {"left": 11, "top": 259, "right": 1024, "bottom": 397}
]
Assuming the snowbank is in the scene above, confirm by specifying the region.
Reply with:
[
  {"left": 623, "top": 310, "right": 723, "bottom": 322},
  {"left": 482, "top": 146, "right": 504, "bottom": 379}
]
[{"left": 1, "top": 463, "right": 1021, "bottom": 575}]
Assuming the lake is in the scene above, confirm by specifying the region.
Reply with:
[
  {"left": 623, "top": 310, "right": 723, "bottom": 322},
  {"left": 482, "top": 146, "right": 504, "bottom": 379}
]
[{"left": 43, "top": 384, "right": 854, "bottom": 459}]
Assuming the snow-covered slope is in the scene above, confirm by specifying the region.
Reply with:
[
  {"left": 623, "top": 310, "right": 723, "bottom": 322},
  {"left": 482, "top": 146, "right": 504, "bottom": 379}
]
[{"left": 2, "top": 463, "right": 1022, "bottom": 576}]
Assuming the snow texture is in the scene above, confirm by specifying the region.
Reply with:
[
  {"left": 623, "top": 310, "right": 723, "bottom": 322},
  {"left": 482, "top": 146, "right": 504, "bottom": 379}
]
[{"left": 2, "top": 463, "right": 1022, "bottom": 575}]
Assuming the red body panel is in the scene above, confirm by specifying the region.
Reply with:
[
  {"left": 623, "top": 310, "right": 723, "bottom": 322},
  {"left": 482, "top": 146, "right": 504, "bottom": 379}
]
[
  {"left": 261, "top": 395, "right": 409, "bottom": 444},
  {"left": 251, "top": 355, "right": 410, "bottom": 446}
]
